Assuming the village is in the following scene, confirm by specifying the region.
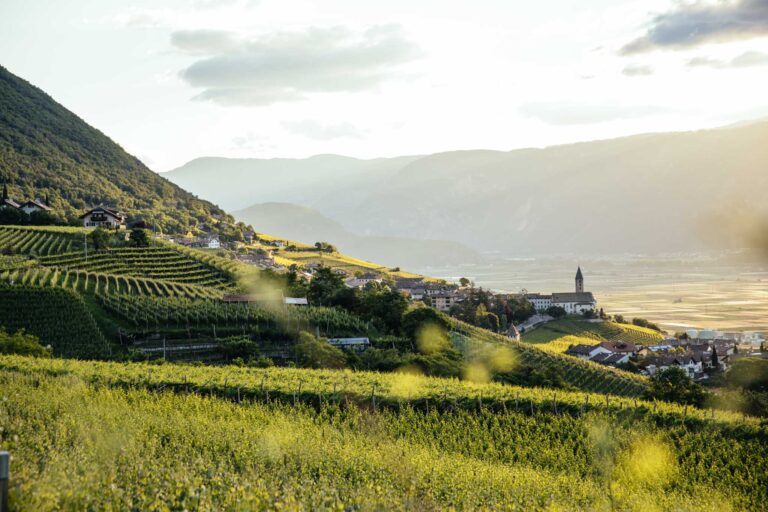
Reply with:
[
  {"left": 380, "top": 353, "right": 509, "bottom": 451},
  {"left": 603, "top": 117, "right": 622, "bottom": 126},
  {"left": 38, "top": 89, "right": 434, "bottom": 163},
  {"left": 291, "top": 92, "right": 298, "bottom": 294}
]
[{"left": 3, "top": 188, "right": 766, "bottom": 382}]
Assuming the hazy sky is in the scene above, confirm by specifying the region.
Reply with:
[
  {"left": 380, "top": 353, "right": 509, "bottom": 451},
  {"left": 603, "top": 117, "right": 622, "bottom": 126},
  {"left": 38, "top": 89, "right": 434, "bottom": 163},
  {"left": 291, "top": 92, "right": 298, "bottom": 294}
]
[{"left": 2, "top": 0, "right": 768, "bottom": 170}]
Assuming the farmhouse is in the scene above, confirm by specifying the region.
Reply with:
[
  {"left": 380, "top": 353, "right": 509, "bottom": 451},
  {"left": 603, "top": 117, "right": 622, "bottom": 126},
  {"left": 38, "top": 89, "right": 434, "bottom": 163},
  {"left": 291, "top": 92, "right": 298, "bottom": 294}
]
[
  {"left": 1, "top": 184, "right": 53, "bottom": 213},
  {"left": 80, "top": 206, "right": 126, "bottom": 229},
  {"left": 523, "top": 267, "right": 597, "bottom": 314}
]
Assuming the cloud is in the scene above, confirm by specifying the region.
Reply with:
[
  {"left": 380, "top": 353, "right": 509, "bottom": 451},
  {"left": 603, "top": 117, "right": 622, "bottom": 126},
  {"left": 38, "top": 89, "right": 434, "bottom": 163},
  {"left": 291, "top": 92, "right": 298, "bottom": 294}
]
[
  {"left": 282, "top": 120, "right": 367, "bottom": 141},
  {"left": 622, "top": 64, "right": 654, "bottom": 76},
  {"left": 174, "top": 25, "right": 419, "bottom": 106},
  {"left": 519, "top": 102, "right": 669, "bottom": 125},
  {"left": 621, "top": 0, "right": 768, "bottom": 54},
  {"left": 687, "top": 50, "right": 768, "bottom": 68},
  {"left": 171, "top": 30, "right": 239, "bottom": 55}
]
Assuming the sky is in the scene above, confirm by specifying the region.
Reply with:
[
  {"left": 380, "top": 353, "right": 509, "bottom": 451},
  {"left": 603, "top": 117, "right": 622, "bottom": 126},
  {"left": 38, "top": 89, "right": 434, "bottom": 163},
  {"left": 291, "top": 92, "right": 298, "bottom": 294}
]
[{"left": 2, "top": 0, "right": 768, "bottom": 170}]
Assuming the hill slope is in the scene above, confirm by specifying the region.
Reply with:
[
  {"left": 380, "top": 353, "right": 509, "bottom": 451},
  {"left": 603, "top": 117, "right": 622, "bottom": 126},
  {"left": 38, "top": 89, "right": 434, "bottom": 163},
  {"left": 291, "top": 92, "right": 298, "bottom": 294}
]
[
  {"left": 167, "top": 123, "right": 768, "bottom": 256},
  {"left": 2, "top": 355, "right": 765, "bottom": 510},
  {"left": 0, "top": 65, "right": 240, "bottom": 235},
  {"left": 233, "top": 202, "right": 483, "bottom": 267}
]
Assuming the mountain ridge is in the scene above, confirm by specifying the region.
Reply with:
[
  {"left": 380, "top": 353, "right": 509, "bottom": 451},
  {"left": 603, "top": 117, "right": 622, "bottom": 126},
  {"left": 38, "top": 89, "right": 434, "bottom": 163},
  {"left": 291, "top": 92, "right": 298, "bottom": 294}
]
[{"left": 166, "top": 120, "right": 768, "bottom": 256}]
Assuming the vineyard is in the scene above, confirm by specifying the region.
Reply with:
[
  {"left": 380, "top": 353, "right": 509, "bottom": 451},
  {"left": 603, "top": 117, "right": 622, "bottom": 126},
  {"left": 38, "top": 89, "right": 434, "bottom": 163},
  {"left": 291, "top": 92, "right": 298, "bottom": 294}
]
[
  {"left": 0, "top": 355, "right": 766, "bottom": 510},
  {"left": 0, "top": 286, "right": 109, "bottom": 358},
  {"left": 452, "top": 320, "right": 648, "bottom": 397},
  {"left": 96, "top": 293, "right": 370, "bottom": 338},
  {"left": 522, "top": 318, "right": 665, "bottom": 346},
  {"left": 38, "top": 247, "right": 235, "bottom": 289},
  {"left": 0, "top": 225, "right": 85, "bottom": 256},
  {"left": 0, "top": 266, "right": 222, "bottom": 299}
]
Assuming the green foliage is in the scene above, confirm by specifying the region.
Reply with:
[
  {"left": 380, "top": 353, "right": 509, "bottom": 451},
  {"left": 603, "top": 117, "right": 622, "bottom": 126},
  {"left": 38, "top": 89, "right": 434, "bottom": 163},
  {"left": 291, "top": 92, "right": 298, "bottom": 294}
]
[
  {"left": 0, "top": 284, "right": 109, "bottom": 358},
  {"left": 645, "top": 367, "right": 706, "bottom": 406},
  {"left": 354, "top": 282, "right": 408, "bottom": 334},
  {"left": 0, "top": 65, "right": 246, "bottom": 237},
  {"left": 726, "top": 358, "right": 768, "bottom": 392},
  {"left": 632, "top": 317, "right": 662, "bottom": 332},
  {"left": 127, "top": 228, "right": 151, "bottom": 247},
  {"left": 0, "top": 328, "right": 50, "bottom": 357},
  {"left": 547, "top": 305, "right": 567, "bottom": 318},
  {"left": 402, "top": 307, "right": 450, "bottom": 341},
  {"left": 306, "top": 266, "right": 348, "bottom": 307},
  {"left": 294, "top": 331, "right": 347, "bottom": 369},
  {"left": 1, "top": 355, "right": 766, "bottom": 510}
]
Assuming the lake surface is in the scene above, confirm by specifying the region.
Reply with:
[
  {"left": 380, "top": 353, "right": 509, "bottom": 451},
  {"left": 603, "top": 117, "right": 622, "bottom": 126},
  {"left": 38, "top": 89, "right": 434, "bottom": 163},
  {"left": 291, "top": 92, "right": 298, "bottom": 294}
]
[{"left": 413, "top": 256, "right": 768, "bottom": 333}]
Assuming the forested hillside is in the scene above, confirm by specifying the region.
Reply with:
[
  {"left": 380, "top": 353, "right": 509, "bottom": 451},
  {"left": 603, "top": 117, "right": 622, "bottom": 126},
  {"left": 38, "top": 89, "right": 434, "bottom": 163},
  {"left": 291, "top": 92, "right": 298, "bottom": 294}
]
[{"left": 0, "top": 65, "right": 244, "bottom": 237}]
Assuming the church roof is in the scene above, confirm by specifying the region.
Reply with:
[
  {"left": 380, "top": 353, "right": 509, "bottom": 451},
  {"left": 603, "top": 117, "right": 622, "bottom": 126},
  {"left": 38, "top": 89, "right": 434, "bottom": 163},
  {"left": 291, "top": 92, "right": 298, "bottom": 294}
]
[
  {"left": 552, "top": 292, "right": 596, "bottom": 304},
  {"left": 576, "top": 266, "right": 583, "bottom": 280}
]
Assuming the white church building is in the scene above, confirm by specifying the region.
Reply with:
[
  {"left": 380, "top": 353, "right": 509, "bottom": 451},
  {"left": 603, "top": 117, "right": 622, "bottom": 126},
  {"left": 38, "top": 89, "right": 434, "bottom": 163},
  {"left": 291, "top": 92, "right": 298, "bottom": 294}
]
[{"left": 525, "top": 267, "right": 597, "bottom": 314}]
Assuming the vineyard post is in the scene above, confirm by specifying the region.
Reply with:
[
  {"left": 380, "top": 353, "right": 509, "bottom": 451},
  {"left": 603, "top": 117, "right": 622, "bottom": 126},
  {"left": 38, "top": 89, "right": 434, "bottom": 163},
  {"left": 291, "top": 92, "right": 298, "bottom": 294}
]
[{"left": 0, "top": 451, "right": 8, "bottom": 512}]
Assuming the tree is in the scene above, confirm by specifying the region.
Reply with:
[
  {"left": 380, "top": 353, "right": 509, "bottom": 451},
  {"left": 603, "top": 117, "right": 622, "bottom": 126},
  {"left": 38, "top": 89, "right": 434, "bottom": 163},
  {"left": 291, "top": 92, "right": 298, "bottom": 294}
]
[
  {"left": 402, "top": 307, "right": 450, "bottom": 341},
  {"left": 294, "top": 331, "right": 347, "bottom": 369},
  {"left": 546, "top": 306, "right": 567, "bottom": 318},
  {"left": 0, "top": 206, "right": 24, "bottom": 225},
  {"left": 459, "top": 277, "right": 470, "bottom": 288},
  {"left": 0, "top": 329, "right": 51, "bottom": 357},
  {"left": 582, "top": 308, "right": 597, "bottom": 319},
  {"left": 644, "top": 367, "right": 706, "bottom": 406},
  {"left": 128, "top": 228, "right": 151, "bottom": 247},
  {"left": 88, "top": 227, "right": 113, "bottom": 251},
  {"left": 355, "top": 283, "right": 408, "bottom": 335},
  {"left": 710, "top": 347, "right": 719, "bottom": 372},
  {"left": 307, "top": 266, "right": 347, "bottom": 307}
]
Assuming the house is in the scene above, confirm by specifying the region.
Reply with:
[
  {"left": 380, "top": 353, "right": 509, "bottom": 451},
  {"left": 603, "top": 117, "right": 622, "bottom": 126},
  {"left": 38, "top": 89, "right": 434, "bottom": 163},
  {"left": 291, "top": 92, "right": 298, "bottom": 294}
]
[
  {"left": 284, "top": 297, "right": 309, "bottom": 306},
  {"left": 430, "top": 292, "right": 462, "bottom": 312},
  {"left": 565, "top": 344, "right": 611, "bottom": 360},
  {"left": 327, "top": 337, "right": 370, "bottom": 352},
  {"left": 598, "top": 341, "right": 638, "bottom": 355},
  {"left": 192, "top": 235, "right": 220, "bottom": 249},
  {"left": 639, "top": 353, "right": 704, "bottom": 379},
  {"left": 344, "top": 272, "right": 383, "bottom": 289},
  {"left": 19, "top": 199, "right": 52, "bottom": 215},
  {"left": 80, "top": 206, "right": 126, "bottom": 229},
  {"left": 590, "top": 352, "right": 630, "bottom": 366}
]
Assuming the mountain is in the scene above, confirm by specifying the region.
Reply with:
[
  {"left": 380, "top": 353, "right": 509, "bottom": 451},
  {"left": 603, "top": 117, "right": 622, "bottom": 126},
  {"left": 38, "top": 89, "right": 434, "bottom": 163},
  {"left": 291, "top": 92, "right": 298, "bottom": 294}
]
[
  {"left": 232, "top": 202, "right": 483, "bottom": 267},
  {"left": 166, "top": 122, "right": 768, "bottom": 256},
  {"left": 0, "top": 65, "right": 241, "bottom": 235},
  {"left": 165, "top": 154, "right": 420, "bottom": 212}
]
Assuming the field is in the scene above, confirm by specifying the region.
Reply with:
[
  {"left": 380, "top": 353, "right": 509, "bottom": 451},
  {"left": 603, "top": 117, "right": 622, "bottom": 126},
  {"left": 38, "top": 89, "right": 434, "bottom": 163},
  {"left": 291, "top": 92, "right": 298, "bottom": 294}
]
[{"left": 1, "top": 355, "right": 766, "bottom": 511}]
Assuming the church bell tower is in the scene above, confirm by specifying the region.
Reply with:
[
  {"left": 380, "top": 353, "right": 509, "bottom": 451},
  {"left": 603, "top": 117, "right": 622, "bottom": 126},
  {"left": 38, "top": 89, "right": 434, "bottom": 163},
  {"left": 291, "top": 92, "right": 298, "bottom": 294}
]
[{"left": 575, "top": 267, "right": 584, "bottom": 293}]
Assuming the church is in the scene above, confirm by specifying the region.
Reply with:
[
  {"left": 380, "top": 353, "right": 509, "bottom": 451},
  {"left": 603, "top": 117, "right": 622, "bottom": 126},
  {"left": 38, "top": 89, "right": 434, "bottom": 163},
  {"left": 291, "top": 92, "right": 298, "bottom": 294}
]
[{"left": 525, "top": 267, "right": 598, "bottom": 314}]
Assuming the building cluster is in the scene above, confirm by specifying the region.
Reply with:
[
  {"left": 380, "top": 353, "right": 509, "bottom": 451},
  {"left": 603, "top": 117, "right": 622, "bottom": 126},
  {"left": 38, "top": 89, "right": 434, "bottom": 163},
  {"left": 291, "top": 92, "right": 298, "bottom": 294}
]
[
  {"left": 521, "top": 267, "right": 597, "bottom": 314},
  {"left": 564, "top": 332, "right": 762, "bottom": 380}
]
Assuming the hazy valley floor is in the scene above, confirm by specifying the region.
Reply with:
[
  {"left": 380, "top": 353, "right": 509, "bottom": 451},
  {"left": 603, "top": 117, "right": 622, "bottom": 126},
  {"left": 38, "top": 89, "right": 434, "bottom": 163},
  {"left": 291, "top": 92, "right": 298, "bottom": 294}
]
[{"left": 416, "top": 257, "right": 768, "bottom": 332}]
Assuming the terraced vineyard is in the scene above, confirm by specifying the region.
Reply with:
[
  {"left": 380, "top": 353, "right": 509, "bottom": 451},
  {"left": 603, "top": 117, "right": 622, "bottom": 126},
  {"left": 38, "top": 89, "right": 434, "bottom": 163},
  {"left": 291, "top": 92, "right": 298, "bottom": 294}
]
[
  {"left": 1, "top": 266, "right": 222, "bottom": 299},
  {"left": 39, "top": 247, "right": 234, "bottom": 288},
  {"left": 452, "top": 320, "right": 649, "bottom": 397},
  {"left": 0, "top": 285, "right": 110, "bottom": 358},
  {"left": 0, "top": 225, "right": 84, "bottom": 255}
]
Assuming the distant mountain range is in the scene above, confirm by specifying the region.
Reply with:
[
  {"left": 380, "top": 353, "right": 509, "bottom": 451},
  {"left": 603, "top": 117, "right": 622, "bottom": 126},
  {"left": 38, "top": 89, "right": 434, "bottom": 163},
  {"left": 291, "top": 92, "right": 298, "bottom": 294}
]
[
  {"left": 232, "top": 202, "right": 482, "bottom": 267},
  {"left": 165, "top": 120, "right": 768, "bottom": 257},
  {"left": 0, "top": 65, "right": 239, "bottom": 235}
]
